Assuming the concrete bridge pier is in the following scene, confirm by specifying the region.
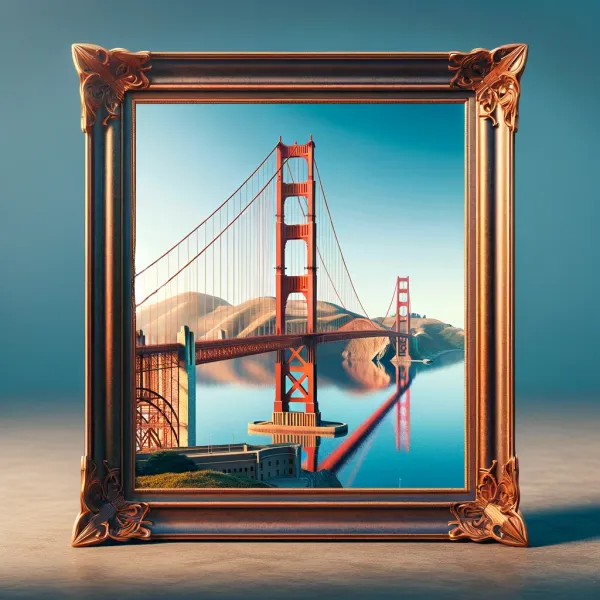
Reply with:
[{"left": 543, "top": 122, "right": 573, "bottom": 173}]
[{"left": 177, "top": 325, "right": 196, "bottom": 447}]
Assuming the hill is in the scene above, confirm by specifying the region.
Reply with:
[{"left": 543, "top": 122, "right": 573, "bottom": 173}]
[
  {"left": 136, "top": 293, "right": 363, "bottom": 341},
  {"left": 136, "top": 292, "right": 231, "bottom": 342},
  {"left": 136, "top": 293, "right": 464, "bottom": 367},
  {"left": 380, "top": 316, "right": 465, "bottom": 357}
]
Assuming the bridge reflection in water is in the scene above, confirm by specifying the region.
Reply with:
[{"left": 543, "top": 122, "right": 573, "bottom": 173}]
[
  {"left": 248, "top": 361, "right": 414, "bottom": 475},
  {"left": 190, "top": 351, "right": 465, "bottom": 489}
]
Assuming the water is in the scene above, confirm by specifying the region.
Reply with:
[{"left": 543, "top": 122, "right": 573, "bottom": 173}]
[{"left": 195, "top": 351, "right": 465, "bottom": 489}]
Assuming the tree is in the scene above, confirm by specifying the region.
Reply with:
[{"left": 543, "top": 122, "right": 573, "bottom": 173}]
[{"left": 137, "top": 451, "right": 197, "bottom": 476}]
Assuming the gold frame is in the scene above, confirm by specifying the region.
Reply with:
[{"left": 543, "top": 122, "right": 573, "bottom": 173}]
[{"left": 71, "top": 43, "right": 528, "bottom": 547}]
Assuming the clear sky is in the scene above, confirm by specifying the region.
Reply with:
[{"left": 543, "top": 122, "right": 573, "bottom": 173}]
[{"left": 136, "top": 102, "right": 465, "bottom": 328}]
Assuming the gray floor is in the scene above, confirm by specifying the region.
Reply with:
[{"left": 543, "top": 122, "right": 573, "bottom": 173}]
[{"left": 1, "top": 396, "right": 599, "bottom": 599}]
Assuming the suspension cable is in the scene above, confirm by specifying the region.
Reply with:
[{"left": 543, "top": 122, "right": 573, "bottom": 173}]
[
  {"left": 136, "top": 159, "right": 287, "bottom": 307},
  {"left": 285, "top": 162, "right": 347, "bottom": 310},
  {"left": 314, "top": 159, "right": 377, "bottom": 325},
  {"left": 382, "top": 284, "right": 397, "bottom": 322},
  {"left": 136, "top": 145, "right": 277, "bottom": 277}
]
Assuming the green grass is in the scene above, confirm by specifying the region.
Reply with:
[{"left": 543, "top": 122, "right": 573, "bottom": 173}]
[{"left": 136, "top": 469, "right": 272, "bottom": 489}]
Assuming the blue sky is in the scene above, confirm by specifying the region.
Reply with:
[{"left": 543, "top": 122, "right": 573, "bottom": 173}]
[{"left": 136, "top": 102, "right": 465, "bottom": 328}]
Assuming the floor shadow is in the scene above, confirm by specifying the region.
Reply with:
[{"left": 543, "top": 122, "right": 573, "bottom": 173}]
[{"left": 525, "top": 503, "right": 600, "bottom": 547}]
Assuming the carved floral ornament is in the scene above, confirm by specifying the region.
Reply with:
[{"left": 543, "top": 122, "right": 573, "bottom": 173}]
[
  {"left": 72, "top": 458, "right": 152, "bottom": 547},
  {"left": 72, "top": 44, "right": 151, "bottom": 134},
  {"left": 449, "top": 456, "right": 529, "bottom": 547},
  {"left": 71, "top": 43, "right": 527, "bottom": 135},
  {"left": 71, "top": 454, "right": 527, "bottom": 547},
  {"left": 449, "top": 43, "right": 528, "bottom": 132}
]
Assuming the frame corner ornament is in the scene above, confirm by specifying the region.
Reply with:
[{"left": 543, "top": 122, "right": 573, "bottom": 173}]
[
  {"left": 72, "top": 43, "right": 151, "bottom": 134},
  {"left": 449, "top": 43, "right": 528, "bottom": 132},
  {"left": 72, "top": 457, "right": 152, "bottom": 548},
  {"left": 449, "top": 456, "right": 528, "bottom": 547}
]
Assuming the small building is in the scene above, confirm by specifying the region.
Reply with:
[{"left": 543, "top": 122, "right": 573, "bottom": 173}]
[{"left": 137, "top": 442, "right": 302, "bottom": 482}]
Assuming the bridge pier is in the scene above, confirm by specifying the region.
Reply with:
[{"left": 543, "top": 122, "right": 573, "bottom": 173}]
[{"left": 177, "top": 325, "right": 196, "bottom": 447}]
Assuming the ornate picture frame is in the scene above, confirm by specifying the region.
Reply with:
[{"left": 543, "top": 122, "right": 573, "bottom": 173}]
[{"left": 71, "top": 44, "right": 528, "bottom": 547}]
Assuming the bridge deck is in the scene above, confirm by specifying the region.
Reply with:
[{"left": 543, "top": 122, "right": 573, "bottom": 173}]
[{"left": 136, "top": 330, "right": 409, "bottom": 364}]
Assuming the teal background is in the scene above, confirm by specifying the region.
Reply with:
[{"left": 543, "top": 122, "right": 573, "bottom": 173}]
[{"left": 0, "top": 0, "right": 598, "bottom": 400}]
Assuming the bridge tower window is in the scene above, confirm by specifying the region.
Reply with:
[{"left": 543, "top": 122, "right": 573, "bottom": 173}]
[{"left": 284, "top": 240, "right": 308, "bottom": 277}]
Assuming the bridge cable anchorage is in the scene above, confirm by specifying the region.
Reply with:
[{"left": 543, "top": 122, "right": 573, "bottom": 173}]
[
  {"left": 135, "top": 158, "right": 289, "bottom": 308},
  {"left": 135, "top": 145, "right": 277, "bottom": 278}
]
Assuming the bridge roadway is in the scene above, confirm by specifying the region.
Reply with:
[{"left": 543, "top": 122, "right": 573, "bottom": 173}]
[{"left": 136, "top": 330, "right": 410, "bottom": 365}]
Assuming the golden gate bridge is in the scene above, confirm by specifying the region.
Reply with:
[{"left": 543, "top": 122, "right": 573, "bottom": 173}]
[{"left": 135, "top": 137, "right": 415, "bottom": 474}]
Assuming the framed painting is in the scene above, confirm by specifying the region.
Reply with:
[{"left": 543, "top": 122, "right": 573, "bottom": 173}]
[{"left": 71, "top": 44, "right": 528, "bottom": 546}]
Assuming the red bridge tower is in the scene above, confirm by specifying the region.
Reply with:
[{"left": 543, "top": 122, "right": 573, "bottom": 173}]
[
  {"left": 273, "top": 138, "right": 320, "bottom": 427},
  {"left": 395, "top": 276, "right": 411, "bottom": 360}
]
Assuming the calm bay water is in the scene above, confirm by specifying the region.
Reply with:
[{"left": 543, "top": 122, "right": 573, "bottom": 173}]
[{"left": 195, "top": 352, "right": 465, "bottom": 489}]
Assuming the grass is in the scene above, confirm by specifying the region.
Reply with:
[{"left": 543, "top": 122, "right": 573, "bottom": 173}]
[{"left": 136, "top": 469, "right": 273, "bottom": 489}]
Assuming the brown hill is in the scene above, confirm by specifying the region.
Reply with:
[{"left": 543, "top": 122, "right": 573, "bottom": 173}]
[
  {"left": 136, "top": 293, "right": 362, "bottom": 342},
  {"left": 136, "top": 293, "right": 464, "bottom": 364},
  {"left": 136, "top": 292, "right": 231, "bottom": 342},
  {"left": 380, "top": 316, "right": 465, "bottom": 357},
  {"left": 337, "top": 317, "right": 391, "bottom": 362}
]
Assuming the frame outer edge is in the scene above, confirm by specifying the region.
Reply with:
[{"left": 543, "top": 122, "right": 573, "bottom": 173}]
[
  {"left": 73, "top": 44, "right": 527, "bottom": 545},
  {"left": 495, "top": 116, "right": 516, "bottom": 468},
  {"left": 448, "top": 43, "right": 528, "bottom": 547}
]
